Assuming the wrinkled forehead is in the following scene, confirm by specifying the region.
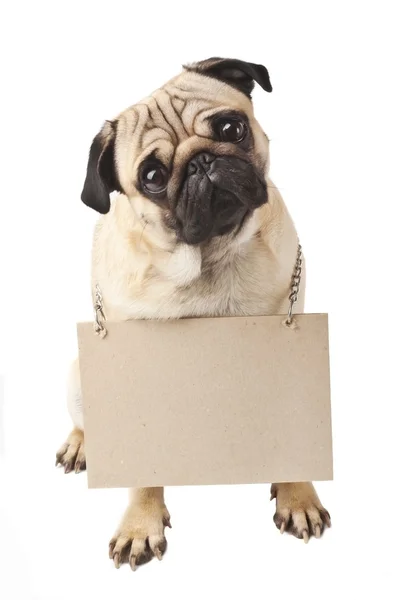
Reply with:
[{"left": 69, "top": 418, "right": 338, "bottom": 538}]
[{"left": 114, "top": 72, "right": 254, "bottom": 186}]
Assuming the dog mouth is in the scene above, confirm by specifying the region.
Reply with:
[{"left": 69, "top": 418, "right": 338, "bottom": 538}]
[
  {"left": 172, "top": 152, "right": 267, "bottom": 245},
  {"left": 177, "top": 190, "right": 252, "bottom": 245}
]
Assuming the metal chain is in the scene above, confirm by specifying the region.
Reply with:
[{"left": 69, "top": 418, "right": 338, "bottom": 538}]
[
  {"left": 94, "top": 284, "right": 107, "bottom": 338},
  {"left": 285, "top": 242, "right": 303, "bottom": 326}
]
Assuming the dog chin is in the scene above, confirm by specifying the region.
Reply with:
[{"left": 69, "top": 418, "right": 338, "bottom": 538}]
[{"left": 176, "top": 208, "right": 253, "bottom": 246}]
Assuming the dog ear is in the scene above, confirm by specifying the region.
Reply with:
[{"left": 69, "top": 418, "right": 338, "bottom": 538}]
[
  {"left": 185, "top": 57, "right": 272, "bottom": 98},
  {"left": 81, "top": 121, "right": 122, "bottom": 214}
]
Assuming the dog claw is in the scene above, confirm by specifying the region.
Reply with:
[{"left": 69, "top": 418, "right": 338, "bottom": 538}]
[
  {"left": 154, "top": 547, "right": 163, "bottom": 561},
  {"left": 322, "top": 510, "right": 331, "bottom": 527},
  {"left": 302, "top": 531, "right": 309, "bottom": 544},
  {"left": 74, "top": 460, "right": 85, "bottom": 473},
  {"left": 315, "top": 525, "right": 321, "bottom": 538},
  {"left": 113, "top": 552, "right": 121, "bottom": 569},
  {"left": 280, "top": 522, "right": 286, "bottom": 534},
  {"left": 129, "top": 556, "right": 137, "bottom": 571}
]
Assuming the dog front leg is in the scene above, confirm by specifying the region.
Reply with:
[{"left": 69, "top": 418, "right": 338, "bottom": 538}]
[
  {"left": 109, "top": 486, "right": 171, "bottom": 570},
  {"left": 270, "top": 482, "right": 331, "bottom": 542},
  {"left": 56, "top": 358, "right": 86, "bottom": 473}
]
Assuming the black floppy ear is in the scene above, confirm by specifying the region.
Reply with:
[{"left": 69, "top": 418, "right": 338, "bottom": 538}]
[
  {"left": 81, "top": 120, "right": 121, "bottom": 214},
  {"left": 185, "top": 57, "right": 272, "bottom": 98}
]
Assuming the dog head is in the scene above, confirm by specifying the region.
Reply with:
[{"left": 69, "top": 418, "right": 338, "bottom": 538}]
[{"left": 81, "top": 57, "right": 272, "bottom": 246}]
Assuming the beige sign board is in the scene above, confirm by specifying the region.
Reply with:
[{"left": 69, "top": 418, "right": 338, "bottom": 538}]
[{"left": 77, "top": 314, "right": 333, "bottom": 489}]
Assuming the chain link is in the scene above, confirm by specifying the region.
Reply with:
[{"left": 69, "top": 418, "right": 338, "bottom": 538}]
[
  {"left": 94, "top": 284, "right": 107, "bottom": 338},
  {"left": 285, "top": 243, "right": 303, "bottom": 326}
]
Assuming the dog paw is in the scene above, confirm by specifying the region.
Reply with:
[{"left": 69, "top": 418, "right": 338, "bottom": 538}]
[
  {"left": 109, "top": 502, "right": 171, "bottom": 570},
  {"left": 271, "top": 482, "right": 331, "bottom": 542},
  {"left": 55, "top": 428, "right": 86, "bottom": 474}
]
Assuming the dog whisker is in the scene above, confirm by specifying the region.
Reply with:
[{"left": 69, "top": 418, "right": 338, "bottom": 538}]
[{"left": 138, "top": 222, "right": 148, "bottom": 246}]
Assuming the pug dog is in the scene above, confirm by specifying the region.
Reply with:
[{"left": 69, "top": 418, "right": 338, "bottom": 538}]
[{"left": 56, "top": 57, "right": 331, "bottom": 570}]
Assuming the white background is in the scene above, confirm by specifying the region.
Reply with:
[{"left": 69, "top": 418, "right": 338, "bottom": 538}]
[{"left": 1, "top": 1, "right": 400, "bottom": 598}]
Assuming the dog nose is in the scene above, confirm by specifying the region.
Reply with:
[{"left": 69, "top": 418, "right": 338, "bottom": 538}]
[{"left": 187, "top": 152, "right": 216, "bottom": 175}]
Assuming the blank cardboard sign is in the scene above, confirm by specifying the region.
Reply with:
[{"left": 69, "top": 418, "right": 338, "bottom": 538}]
[{"left": 77, "top": 314, "right": 333, "bottom": 489}]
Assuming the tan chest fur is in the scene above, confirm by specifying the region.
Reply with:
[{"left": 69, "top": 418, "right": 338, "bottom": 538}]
[{"left": 90, "top": 186, "right": 303, "bottom": 322}]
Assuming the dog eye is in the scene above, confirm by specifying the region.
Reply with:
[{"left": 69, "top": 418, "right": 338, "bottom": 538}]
[
  {"left": 142, "top": 165, "right": 168, "bottom": 193},
  {"left": 215, "top": 118, "right": 247, "bottom": 143}
]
